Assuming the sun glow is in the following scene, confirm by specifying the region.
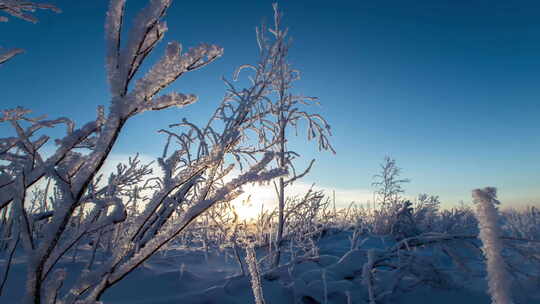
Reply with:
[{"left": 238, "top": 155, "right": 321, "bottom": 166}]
[{"left": 232, "top": 183, "right": 277, "bottom": 220}]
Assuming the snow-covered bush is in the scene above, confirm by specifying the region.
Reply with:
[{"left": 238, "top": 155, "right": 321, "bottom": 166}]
[
  {"left": 0, "top": 0, "right": 297, "bottom": 302},
  {"left": 279, "top": 188, "right": 329, "bottom": 260},
  {"left": 433, "top": 203, "right": 478, "bottom": 234},
  {"left": 390, "top": 200, "right": 419, "bottom": 240},
  {"left": 502, "top": 206, "right": 540, "bottom": 240},
  {"left": 411, "top": 193, "right": 441, "bottom": 232}
]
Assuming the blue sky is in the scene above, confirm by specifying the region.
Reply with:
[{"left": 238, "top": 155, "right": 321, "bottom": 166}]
[{"left": 1, "top": 0, "right": 539, "bottom": 208}]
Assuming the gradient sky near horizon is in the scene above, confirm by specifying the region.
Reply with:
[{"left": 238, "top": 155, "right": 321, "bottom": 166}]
[{"left": 1, "top": 0, "right": 539, "bottom": 209}]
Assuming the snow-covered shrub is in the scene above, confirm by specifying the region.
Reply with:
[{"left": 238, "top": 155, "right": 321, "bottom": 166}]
[
  {"left": 0, "top": 0, "right": 297, "bottom": 302},
  {"left": 411, "top": 193, "right": 441, "bottom": 232},
  {"left": 433, "top": 204, "right": 478, "bottom": 234},
  {"left": 389, "top": 194, "right": 441, "bottom": 239},
  {"left": 281, "top": 188, "right": 328, "bottom": 259},
  {"left": 390, "top": 200, "right": 419, "bottom": 240},
  {"left": 473, "top": 187, "right": 513, "bottom": 304},
  {"left": 502, "top": 206, "right": 540, "bottom": 240}
]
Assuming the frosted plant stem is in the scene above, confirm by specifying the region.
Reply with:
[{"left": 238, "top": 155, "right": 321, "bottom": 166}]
[
  {"left": 363, "top": 249, "right": 377, "bottom": 304},
  {"left": 346, "top": 291, "right": 352, "bottom": 304},
  {"left": 233, "top": 242, "right": 245, "bottom": 276},
  {"left": 246, "top": 245, "right": 266, "bottom": 304},
  {"left": 322, "top": 268, "right": 328, "bottom": 304},
  {"left": 473, "top": 187, "right": 513, "bottom": 304}
]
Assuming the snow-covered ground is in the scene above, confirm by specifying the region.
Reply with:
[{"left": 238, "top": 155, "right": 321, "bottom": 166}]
[{"left": 3, "top": 227, "right": 538, "bottom": 304}]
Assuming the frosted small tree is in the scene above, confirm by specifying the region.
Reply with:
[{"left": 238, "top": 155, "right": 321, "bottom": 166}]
[
  {"left": 241, "top": 4, "right": 335, "bottom": 268},
  {"left": 0, "top": 0, "right": 61, "bottom": 65},
  {"left": 0, "top": 0, "right": 291, "bottom": 303},
  {"left": 372, "top": 156, "right": 409, "bottom": 207},
  {"left": 371, "top": 156, "right": 410, "bottom": 234}
]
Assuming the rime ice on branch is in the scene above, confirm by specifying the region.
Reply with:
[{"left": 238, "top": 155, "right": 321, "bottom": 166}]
[{"left": 0, "top": 0, "right": 61, "bottom": 65}]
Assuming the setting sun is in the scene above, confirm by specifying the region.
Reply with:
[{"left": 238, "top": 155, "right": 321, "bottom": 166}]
[{"left": 232, "top": 183, "right": 277, "bottom": 220}]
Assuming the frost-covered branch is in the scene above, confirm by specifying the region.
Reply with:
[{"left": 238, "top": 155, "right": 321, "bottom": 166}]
[
  {"left": 0, "top": 47, "right": 23, "bottom": 65},
  {"left": 0, "top": 0, "right": 60, "bottom": 23},
  {"left": 0, "top": 0, "right": 60, "bottom": 65},
  {"left": 1, "top": 0, "right": 223, "bottom": 302},
  {"left": 104, "top": 0, "right": 223, "bottom": 110}
]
